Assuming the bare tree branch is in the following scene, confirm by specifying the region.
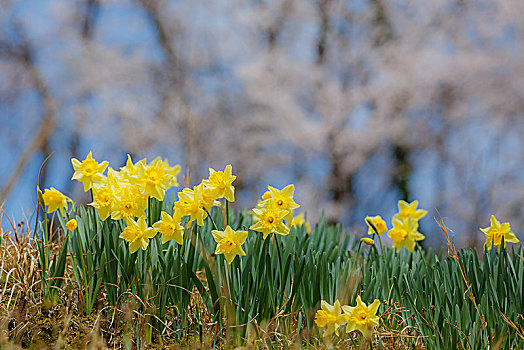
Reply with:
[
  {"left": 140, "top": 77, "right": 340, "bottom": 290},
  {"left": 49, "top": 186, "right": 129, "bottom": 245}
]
[{"left": 0, "top": 32, "right": 56, "bottom": 203}]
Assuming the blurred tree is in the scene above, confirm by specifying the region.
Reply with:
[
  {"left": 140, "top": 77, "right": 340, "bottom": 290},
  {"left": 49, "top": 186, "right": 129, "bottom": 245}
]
[
  {"left": 0, "top": 13, "right": 56, "bottom": 203},
  {"left": 1, "top": 0, "right": 523, "bottom": 248}
]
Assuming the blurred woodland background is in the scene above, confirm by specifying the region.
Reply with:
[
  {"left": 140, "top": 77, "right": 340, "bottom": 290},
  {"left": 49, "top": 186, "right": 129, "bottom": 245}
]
[{"left": 1, "top": 0, "right": 523, "bottom": 248}]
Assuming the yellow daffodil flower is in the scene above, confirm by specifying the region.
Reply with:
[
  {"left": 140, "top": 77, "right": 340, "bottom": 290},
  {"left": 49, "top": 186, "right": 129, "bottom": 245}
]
[
  {"left": 106, "top": 166, "right": 125, "bottom": 185},
  {"left": 393, "top": 200, "right": 427, "bottom": 223},
  {"left": 42, "top": 187, "right": 72, "bottom": 214},
  {"left": 71, "top": 151, "right": 108, "bottom": 191},
  {"left": 132, "top": 157, "right": 172, "bottom": 201},
  {"left": 153, "top": 211, "right": 184, "bottom": 245},
  {"left": 211, "top": 225, "right": 248, "bottom": 264},
  {"left": 196, "top": 183, "right": 221, "bottom": 211},
  {"left": 314, "top": 300, "right": 348, "bottom": 337},
  {"left": 480, "top": 215, "right": 520, "bottom": 251},
  {"left": 202, "top": 164, "right": 236, "bottom": 202},
  {"left": 173, "top": 199, "right": 190, "bottom": 218},
  {"left": 387, "top": 217, "right": 425, "bottom": 252},
  {"left": 177, "top": 187, "right": 208, "bottom": 226},
  {"left": 120, "top": 216, "right": 157, "bottom": 253},
  {"left": 342, "top": 295, "right": 380, "bottom": 338},
  {"left": 89, "top": 184, "right": 114, "bottom": 221},
  {"left": 365, "top": 215, "right": 387, "bottom": 236},
  {"left": 111, "top": 184, "right": 148, "bottom": 220},
  {"left": 120, "top": 155, "right": 146, "bottom": 179},
  {"left": 250, "top": 206, "right": 290, "bottom": 239},
  {"left": 291, "top": 213, "right": 311, "bottom": 234},
  {"left": 66, "top": 219, "right": 78, "bottom": 231},
  {"left": 159, "top": 157, "right": 181, "bottom": 188}
]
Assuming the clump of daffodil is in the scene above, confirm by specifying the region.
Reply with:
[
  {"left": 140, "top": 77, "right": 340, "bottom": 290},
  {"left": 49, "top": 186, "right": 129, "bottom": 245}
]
[
  {"left": 388, "top": 216, "right": 425, "bottom": 252},
  {"left": 42, "top": 187, "right": 73, "bottom": 215},
  {"left": 480, "top": 215, "right": 520, "bottom": 251},
  {"left": 250, "top": 205, "right": 290, "bottom": 239},
  {"left": 202, "top": 164, "right": 236, "bottom": 202},
  {"left": 211, "top": 225, "right": 248, "bottom": 264},
  {"left": 393, "top": 200, "right": 427, "bottom": 223},
  {"left": 66, "top": 219, "right": 78, "bottom": 231},
  {"left": 153, "top": 211, "right": 184, "bottom": 245},
  {"left": 173, "top": 178, "right": 225, "bottom": 227},
  {"left": 314, "top": 300, "right": 348, "bottom": 337},
  {"left": 259, "top": 185, "right": 300, "bottom": 222},
  {"left": 386, "top": 200, "right": 427, "bottom": 251},
  {"left": 65, "top": 153, "right": 185, "bottom": 227},
  {"left": 342, "top": 295, "right": 380, "bottom": 338},
  {"left": 291, "top": 213, "right": 311, "bottom": 234},
  {"left": 120, "top": 216, "right": 157, "bottom": 253},
  {"left": 250, "top": 184, "right": 300, "bottom": 239},
  {"left": 71, "top": 151, "right": 109, "bottom": 191},
  {"left": 365, "top": 215, "right": 387, "bottom": 236}
]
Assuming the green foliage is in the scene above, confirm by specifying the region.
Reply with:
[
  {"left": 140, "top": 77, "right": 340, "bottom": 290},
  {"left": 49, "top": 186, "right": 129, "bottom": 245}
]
[
  {"left": 64, "top": 206, "right": 105, "bottom": 315},
  {"left": 36, "top": 207, "right": 69, "bottom": 305},
  {"left": 38, "top": 202, "right": 524, "bottom": 349},
  {"left": 362, "top": 246, "right": 524, "bottom": 349}
]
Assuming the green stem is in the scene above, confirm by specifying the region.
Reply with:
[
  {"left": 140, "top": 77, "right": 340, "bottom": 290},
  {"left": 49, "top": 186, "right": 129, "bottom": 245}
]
[
  {"left": 89, "top": 189, "right": 99, "bottom": 251},
  {"left": 377, "top": 233, "right": 384, "bottom": 256},
  {"left": 226, "top": 259, "right": 233, "bottom": 299},
  {"left": 40, "top": 206, "right": 50, "bottom": 295},
  {"left": 368, "top": 219, "right": 389, "bottom": 282},
  {"left": 89, "top": 188, "right": 97, "bottom": 232},
  {"left": 371, "top": 242, "right": 379, "bottom": 259},
  {"left": 274, "top": 234, "right": 284, "bottom": 281},
  {"left": 348, "top": 333, "right": 358, "bottom": 348},
  {"left": 148, "top": 196, "right": 152, "bottom": 226},
  {"left": 376, "top": 234, "right": 390, "bottom": 290},
  {"left": 223, "top": 257, "right": 235, "bottom": 333},
  {"left": 78, "top": 241, "right": 90, "bottom": 314},
  {"left": 225, "top": 200, "right": 230, "bottom": 228},
  {"left": 416, "top": 241, "right": 430, "bottom": 272},
  {"left": 43, "top": 209, "right": 49, "bottom": 272},
  {"left": 145, "top": 248, "right": 153, "bottom": 344},
  {"left": 350, "top": 241, "right": 363, "bottom": 275},
  {"left": 204, "top": 208, "right": 219, "bottom": 231}
]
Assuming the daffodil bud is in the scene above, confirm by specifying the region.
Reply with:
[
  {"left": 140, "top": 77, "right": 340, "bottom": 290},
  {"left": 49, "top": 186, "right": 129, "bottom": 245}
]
[
  {"left": 360, "top": 237, "right": 375, "bottom": 246},
  {"left": 66, "top": 219, "right": 78, "bottom": 231}
]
